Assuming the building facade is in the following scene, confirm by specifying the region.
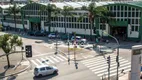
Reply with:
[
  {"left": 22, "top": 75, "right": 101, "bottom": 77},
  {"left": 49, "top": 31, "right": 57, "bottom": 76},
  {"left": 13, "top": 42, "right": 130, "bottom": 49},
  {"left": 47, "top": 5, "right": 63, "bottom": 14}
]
[
  {"left": 1, "top": 1, "right": 142, "bottom": 41},
  {"left": 96, "top": 2, "right": 142, "bottom": 41}
]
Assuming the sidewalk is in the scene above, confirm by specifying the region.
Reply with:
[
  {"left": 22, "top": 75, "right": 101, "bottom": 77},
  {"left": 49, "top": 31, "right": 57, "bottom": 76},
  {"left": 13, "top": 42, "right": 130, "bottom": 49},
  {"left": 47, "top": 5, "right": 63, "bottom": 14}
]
[{"left": 0, "top": 51, "right": 30, "bottom": 79}]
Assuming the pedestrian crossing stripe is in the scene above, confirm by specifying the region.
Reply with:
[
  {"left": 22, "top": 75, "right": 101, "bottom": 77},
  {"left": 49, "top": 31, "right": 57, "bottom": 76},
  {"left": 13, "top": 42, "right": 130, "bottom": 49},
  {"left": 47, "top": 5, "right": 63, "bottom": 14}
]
[
  {"left": 31, "top": 60, "right": 38, "bottom": 66},
  {"left": 86, "top": 59, "right": 129, "bottom": 68},
  {"left": 82, "top": 56, "right": 123, "bottom": 64},
  {"left": 58, "top": 54, "right": 68, "bottom": 60},
  {"left": 55, "top": 55, "right": 64, "bottom": 61},
  {"left": 81, "top": 54, "right": 131, "bottom": 78},
  {"left": 45, "top": 57, "right": 54, "bottom": 64},
  {"left": 94, "top": 62, "right": 130, "bottom": 74},
  {"left": 84, "top": 58, "right": 126, "bottom": 67},
  {"left": 36, "top": 59, "right": 44, "bottom": 65},
  {"left": 97, "top": 65, "right": 131, "bottom": 76},
  {"left": 30, "top": 54, "right": 67, "bottom": 66}
]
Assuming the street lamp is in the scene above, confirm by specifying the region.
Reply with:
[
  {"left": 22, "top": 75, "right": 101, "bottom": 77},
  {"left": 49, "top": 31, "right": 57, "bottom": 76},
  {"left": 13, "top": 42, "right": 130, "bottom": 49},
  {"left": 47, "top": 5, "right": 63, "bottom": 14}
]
[
  {"left": 67, "top": 33, "right": 70, "bottom": 65},
  {"left": 103, "top": 31, "right": 120, "bottom": 80},
  {"left": 55, "top": 31, "right": 58, "bottom": 55}
]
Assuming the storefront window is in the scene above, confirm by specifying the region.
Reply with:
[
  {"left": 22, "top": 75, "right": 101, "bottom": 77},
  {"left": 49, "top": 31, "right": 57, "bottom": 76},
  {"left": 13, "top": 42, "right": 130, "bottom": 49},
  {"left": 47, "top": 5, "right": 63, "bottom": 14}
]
[
  {"left": 135, "top": 26, "right": 138, "bottom": 31},
  {"left": 131, "top": 26, "right": 134, "bottom": 31}
]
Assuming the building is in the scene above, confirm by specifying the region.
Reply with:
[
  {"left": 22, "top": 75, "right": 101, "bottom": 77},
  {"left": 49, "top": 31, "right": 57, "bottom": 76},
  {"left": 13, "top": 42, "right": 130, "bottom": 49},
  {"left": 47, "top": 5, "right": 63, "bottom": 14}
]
[{"left": 1, "top": 1, "right": 142, "bottom": 41}]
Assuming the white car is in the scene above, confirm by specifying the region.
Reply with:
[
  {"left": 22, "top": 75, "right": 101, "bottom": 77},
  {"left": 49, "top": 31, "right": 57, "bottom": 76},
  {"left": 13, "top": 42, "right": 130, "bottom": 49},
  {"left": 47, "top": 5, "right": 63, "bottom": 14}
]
[
  {"left": 48, "top": 33, "right": 56, "bottom": 38},
  {"left": 71, "top": 36, "right": 87, "bottom": 44},
  {"left": 34, "top": 65, "right": 58, "bottom": 77}
]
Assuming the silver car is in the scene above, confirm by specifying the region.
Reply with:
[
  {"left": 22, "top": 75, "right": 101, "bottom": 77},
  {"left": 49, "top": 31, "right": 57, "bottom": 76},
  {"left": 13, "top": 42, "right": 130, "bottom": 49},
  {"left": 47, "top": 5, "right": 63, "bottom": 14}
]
[{"left": 34, "top": 65, "right": 58, "bottom": 77}]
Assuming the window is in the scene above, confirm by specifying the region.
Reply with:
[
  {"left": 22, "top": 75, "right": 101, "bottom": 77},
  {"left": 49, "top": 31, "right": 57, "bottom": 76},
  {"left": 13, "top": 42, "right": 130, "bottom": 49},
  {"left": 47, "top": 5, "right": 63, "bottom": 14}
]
[
  {"left": 131, "top": 26, "right": 135, "bottom": 31},
  {"left": 128, "top": 7, "right": 131, "bottom": 11},
  {"left": 114, "top": 6, "right": 116, "bottom": 10},
  {"left": 135, "top": 19, "right": 138, "bottom": 24},
  {"left": 46, "top": 67, "right": 52, "bottom": 70},
  {"left": 128, "top": 19, "right": 131, "bottom": 24},
  {"left": 110, "top": 6, "right": 113, "bottom": 10},
  {"left": 121, "top": 12, "right": 123, "bottom": 17},
  {"left": 117, "top": 6, "right": 120, "bottom": 10},
  {"left": 132, "top": 12, "right": 135, "bottom": 17},
  {"left": 121, "top": 6, "right": 123, "bottom": 10},
  {"left": 40, "top": 67, "right": 45, "bottom": 71},
  {"left": 125, "top": 12, "right": 127, "bottom": 17},
  {"left": 136, "top": 12, "right": 138, "bottom": 17},
  {"left": 128, "top": 12, "right": 131, "bottom": 17},
  {"left": 135, "top": 26, "right": 138, "bottom": 31},
  {"left": 117, "top": 12, "right": 120, "bottom": 17},
  {"left": 132, "top": 19, "right": 134, "bottom": 24},
  {"left": 125, "top": 6, "right": 127, "bottom": 10}
]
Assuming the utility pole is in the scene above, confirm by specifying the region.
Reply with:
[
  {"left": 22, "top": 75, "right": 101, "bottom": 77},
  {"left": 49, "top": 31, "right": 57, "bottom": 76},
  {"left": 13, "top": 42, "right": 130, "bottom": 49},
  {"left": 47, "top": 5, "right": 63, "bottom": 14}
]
[
  {"left": 74, "top": 32, "right": 76, "bottom": 63},
  {"left": 73, "top": 32, "right": 78, "bottom": 69},
  {"left": 116, "top": 48, "right": 119, "bottom": 80},
  {"left": 68, "top": 33, "right": 70, "bottom": 65},
  {"left": 107, "top": 56, "right": 111, "bottom": 80},
  {"left": 55, "top": 31, "right": 58, "bottom": 55}
]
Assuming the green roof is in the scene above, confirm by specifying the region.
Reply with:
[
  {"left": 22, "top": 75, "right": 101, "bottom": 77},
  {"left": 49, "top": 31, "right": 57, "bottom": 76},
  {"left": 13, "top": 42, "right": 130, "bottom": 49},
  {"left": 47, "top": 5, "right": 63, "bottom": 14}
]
[{"left": 128, "top": 1, "right": 142, "bottom": 8}]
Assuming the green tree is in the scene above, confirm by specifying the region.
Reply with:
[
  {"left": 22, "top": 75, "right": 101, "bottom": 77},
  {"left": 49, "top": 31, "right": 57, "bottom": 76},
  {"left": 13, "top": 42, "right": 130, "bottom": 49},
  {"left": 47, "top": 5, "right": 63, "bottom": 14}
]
[
  {"left": 9, "top": 3, "right": 21, "bottom": 31},
  {"left": 47, "top": 4, "right": 57, "bottom": 33},
  {"left": 80, "top": 3, "right": 109, "bottom": 40},
  {"left": 62, "top": 6, "right": 74, "bottom": 34},
  {"left": 52, "top": 7, "right": 62, "bottom": 31},
  {"left": 0, "top": 34, "right": 23, "bottom": 68}
]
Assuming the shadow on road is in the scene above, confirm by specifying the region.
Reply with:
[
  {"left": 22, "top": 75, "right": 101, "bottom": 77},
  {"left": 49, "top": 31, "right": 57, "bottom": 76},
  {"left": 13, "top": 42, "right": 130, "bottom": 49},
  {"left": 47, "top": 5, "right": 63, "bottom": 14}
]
[
  {"left": 0, "top": 65, "right": 15, "bottom": 79},
  {"left": 33, "top": 73, "right": 58, "bottom": 80}
]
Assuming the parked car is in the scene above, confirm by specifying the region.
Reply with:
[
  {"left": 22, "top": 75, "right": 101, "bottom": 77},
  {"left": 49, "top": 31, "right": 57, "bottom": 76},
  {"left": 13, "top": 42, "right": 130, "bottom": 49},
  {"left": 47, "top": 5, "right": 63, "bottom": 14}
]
[
  {"left": 27, "top": 31, "right": 35, "bottom": 36},
  {"left": 71, "top": 36, "right": 87, "bottom": 45},
  {"left": 34, "top": 31, "right": 46, "bottom": 36},
  {"left": 34, "top": 65, "right": 58, "bottom": 77},
  {"left": 48, "top": 33, "right": 59, "bottom": 39}
]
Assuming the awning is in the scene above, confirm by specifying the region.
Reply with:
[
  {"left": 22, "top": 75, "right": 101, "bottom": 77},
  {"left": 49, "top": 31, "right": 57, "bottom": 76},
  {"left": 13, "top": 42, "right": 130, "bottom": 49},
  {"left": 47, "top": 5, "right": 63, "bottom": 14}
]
[
  {"left": 29, "top": 17, "right": 41, "bottom": 23},
  {"left": 109, "top": 21, "right": 128, "bottom": 27}
]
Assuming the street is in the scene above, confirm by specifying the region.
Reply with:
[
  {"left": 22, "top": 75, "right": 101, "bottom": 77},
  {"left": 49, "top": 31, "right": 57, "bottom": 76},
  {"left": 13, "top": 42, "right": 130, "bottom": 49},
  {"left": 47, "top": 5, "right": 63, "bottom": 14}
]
[{"left": 0, "top": 31, "right": 136, "bottom": 80}]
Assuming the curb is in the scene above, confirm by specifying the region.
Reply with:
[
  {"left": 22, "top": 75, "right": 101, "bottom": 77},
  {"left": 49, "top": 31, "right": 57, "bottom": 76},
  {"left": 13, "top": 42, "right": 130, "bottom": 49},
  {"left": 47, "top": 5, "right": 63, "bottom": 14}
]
[{"left": 0, "top": 55, "right": 31, "bottom": 79}]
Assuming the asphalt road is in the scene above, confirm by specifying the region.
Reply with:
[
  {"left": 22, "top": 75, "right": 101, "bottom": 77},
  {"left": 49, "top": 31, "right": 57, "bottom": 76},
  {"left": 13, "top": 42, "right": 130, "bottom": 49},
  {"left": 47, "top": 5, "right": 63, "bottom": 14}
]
[
  {"left": 16, "top": 61, "right": 99, "bottom": 80},
  {"left": 1, "top": 31, "right": 140, "bottom": 80}
]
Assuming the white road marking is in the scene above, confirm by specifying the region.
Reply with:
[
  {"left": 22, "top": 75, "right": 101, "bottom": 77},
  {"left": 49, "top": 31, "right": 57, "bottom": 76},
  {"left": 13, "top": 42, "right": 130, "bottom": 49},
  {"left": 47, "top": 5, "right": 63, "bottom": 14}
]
[{"left": 31, "top": 60, "right": 39, "bottom": 66}]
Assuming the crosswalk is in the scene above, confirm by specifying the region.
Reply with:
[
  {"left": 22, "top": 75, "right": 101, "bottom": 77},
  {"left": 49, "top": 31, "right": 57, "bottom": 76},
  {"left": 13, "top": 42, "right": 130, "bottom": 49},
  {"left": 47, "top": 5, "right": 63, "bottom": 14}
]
[
  {"left": 28, "top": 54, "right": 67, "bottom": 67},
  {"left": 81, "top": 54, "right": 131, "bottom": 79}
]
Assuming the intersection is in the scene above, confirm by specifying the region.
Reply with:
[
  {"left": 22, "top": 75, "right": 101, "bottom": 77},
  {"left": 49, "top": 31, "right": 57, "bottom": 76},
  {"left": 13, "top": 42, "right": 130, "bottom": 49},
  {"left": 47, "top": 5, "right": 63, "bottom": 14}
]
[{"left": 0, "top": 31, "right": 134, "bottom": 80}]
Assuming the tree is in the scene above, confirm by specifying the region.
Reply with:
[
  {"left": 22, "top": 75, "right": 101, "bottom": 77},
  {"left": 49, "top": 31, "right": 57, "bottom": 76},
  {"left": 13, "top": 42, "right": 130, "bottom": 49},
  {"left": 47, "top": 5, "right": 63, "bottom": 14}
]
[
  {"left": 52, "top": 7, "right": 62, "bottom": 31},
  {"left": 80, "top": 3, "right": 109, "bottom": 40},
  {"left": 0, "top": 34, "right": 23, "bottom": 68},
  {"left": 47, "top": 4, "right": 57, "bottom": 33},
  {"left": 62, "top": 6, "right": 74, "bottom": 34},
  {"left": 9, "top": 3, "right": 21, "bottom": 31}
]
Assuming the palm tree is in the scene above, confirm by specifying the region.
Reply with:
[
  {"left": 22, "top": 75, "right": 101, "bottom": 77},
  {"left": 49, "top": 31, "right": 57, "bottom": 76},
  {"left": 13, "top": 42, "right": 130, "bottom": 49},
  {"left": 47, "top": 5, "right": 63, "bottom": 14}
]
[
  {"left": 62, "top": 6, "right": 74, "bottom": 34},
  {"left": 0, "top": 34, "right": 23, "bottom": 68},
  {"left": 47, "top": 4, "right": 57, "bottom": 33},
  {"left": 9, "top": 3, "right": 21, "bottom": 31},
  {"left": 80, "top": 3, "right": 108, "bottom": 40},
  {"left": 52, "top": 7, "right": 62, "bottom": 31}
]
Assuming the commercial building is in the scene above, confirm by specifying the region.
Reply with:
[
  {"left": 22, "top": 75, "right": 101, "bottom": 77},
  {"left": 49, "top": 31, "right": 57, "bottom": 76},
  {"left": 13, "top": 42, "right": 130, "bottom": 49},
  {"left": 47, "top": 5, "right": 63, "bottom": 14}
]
[{"left": 1, "top": 1, "right": 142, "bottom": 41}]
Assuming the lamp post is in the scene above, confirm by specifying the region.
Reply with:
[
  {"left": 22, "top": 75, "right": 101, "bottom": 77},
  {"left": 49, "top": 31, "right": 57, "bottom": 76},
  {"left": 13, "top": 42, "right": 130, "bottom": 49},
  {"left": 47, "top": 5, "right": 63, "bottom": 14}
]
[
  {"left": 103, "top": 31, "right": 120, "bottom": 80},
  {"left": 55, "top": 31, "right": 58, "bottom": 55},
  {"left": 68, "top": 33, "right": 70, "bottom": 65}
]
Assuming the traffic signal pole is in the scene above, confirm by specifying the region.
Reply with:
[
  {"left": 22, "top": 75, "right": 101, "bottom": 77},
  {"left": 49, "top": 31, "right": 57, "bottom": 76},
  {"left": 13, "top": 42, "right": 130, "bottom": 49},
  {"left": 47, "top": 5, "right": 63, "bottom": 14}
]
[
  {"left": 68, "top": 33, "right": 70, "bottom": 65},
  {"left": 107, "top": 56, "right": 111, "bottom": 80},
  {"left": 55, "top": 31, "right": 58, "bottom": 55}
]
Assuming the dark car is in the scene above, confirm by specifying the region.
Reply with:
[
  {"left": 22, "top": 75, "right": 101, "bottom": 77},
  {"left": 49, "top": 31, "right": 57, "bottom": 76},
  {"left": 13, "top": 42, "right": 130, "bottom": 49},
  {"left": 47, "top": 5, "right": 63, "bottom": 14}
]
[
  {"left": 28, "top": 31, "right": 35, "bottom": 36},
  {"left": 34, "top": 31, "right": 46, "bottom": 36}
]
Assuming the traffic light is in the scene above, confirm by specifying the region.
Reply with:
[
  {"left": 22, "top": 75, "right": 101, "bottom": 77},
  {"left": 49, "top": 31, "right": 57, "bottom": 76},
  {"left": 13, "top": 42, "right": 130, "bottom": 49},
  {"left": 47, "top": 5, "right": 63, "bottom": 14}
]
[
  {"left": 107, "top": 56, "right": 110, "bottom": 64},
  {"left": 25, "top": 45, "right": 32, "bottom": 57}
]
